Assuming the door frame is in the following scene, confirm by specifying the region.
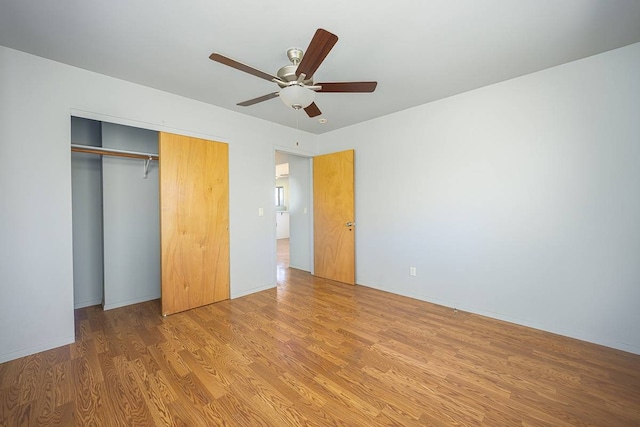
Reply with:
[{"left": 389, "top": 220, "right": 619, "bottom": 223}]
[
  {"left": 70, "top": 109, "right": 230, "bottom": 143},
  {"left": 273, "top": 145, "right": 316, "bottom": 279},
  {"left": 273, "top": 145, "right": 357, "bottom": 284}
]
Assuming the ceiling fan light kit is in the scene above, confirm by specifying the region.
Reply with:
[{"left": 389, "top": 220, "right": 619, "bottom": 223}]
[
  {"left": 279, "top": 85, "right": 316, "bottom": 109},
  {"left": 209, "top": 28, "right": 377, "bottom": 118}
]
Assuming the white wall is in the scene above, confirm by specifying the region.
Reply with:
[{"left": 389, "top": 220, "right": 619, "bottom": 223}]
[
  {"left": 276, "top": 211, "right": 290, "bottom": 239},
  {"left": 71, "top": 118, "right": 104, "bottom": 308},
  {"left": 318, "top": 42, "right": 640, "bottom": 354},
  {"left": 0, "top": 45, "right": 317, "bottom": 363},
  {"left": 101, "top": 123, "right": 160, "bottom": 310}
]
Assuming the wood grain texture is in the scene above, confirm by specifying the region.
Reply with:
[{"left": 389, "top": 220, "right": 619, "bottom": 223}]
[
  {"left": 159, "top": 132, "right": 229, "bottom": 316},
  {"left": 296, "top": 28, "right": 339, "bottom": 79},
  {"left": 313, "top": 149, "right": 355, "bottom": 285},
  {"left": 1, "top": 258, "right": 639, "bottom": 426}
]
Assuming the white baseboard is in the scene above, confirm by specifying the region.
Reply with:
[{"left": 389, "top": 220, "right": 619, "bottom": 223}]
[
  {"left": 0, "top": 335, "right": 75, "bottom": 364},
  {"left": 74, "top": 298, "right": 103, "bottom": 309},
  {"left": 231, "top": 283, "right": 275, "bottom": 299},
  {"left": 103, "top": 293, "right": 160, "bottom": 311}
]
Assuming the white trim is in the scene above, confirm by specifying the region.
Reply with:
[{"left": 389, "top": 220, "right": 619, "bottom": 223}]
[
  {"left": 231, "top": 283, "right": 275, "bottom": 299},
  {"left": 103, "top": 294, "right": 160, "bottom": 311},
  {"left": 0, "top": 335, "right": 75, "bottom": 364},
  {"left": 308, "top": 158, "right": 314, "bottom": 275},
  {"left": 289, "top": 264, "right": 310, "bottom": 272},
  {"left": 359, "top": 282, "right": 640, "bottom": 356},
  {"left": 74, "top": 298, "right": 103, "bottom": 309},
  {"left": 274, "top": 144, "right": 315, "bottom": 158},
  {"left": 70, "top": 108, "right": 231, "bottom": 144}
]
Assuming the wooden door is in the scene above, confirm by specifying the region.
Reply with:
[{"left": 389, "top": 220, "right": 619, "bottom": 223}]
[
  {"left": 159, "top": 132, "right": 229, "bottom": 315},
  {"left": 313, "top": 149, "right": 355, "bottom": 284}
]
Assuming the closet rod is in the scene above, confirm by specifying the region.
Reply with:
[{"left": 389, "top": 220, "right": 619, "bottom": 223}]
[{"left": 71, "top": 144, "right": 159, "bottom": 160}]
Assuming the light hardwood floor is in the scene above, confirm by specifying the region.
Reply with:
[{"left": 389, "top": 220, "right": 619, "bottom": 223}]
[
  {"left": 1, "top": 244, "right": 639, "bottom": 426},
  {"left": 277, "top": 238, "right": 290, "bottom": 268}
]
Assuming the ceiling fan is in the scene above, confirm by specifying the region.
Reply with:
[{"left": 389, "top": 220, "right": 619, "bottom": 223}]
[{"left": 209, "top": 28, "right": 377, "bottom": 118}]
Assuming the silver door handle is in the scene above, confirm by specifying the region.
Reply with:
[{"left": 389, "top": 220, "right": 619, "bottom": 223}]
[{"left": 346, "top": 222, "right": 355, "bottom": 227}]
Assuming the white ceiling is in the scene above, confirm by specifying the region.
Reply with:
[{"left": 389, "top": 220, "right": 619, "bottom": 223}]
[{"left": 2, "top": 1, "right": 640, "bottom": 134}]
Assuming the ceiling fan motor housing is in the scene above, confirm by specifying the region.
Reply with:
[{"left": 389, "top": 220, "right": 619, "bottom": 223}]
[{"left": 276, "top": 48, "right": 313, "bottom": 88}]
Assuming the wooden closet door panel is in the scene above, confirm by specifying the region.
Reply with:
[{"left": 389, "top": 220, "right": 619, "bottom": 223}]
[
  {"left": 313, "top": 149, "right": 355, "bottom": 285},
  {"left": 159, "top": 132, "right": 229, "bottom": 316}
]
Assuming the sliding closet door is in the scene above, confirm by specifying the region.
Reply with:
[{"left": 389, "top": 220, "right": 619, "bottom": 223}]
[{"left": 159, "top": 132, "right": 229, "bottom": 316}]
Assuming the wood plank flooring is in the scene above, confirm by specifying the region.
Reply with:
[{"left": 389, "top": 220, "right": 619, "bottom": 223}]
[
  {"left": 277, "top": 238, "right": 290, "bottom": 268},
  {"left": 1, "top": 245, "right": 639, "bottom": 425}
]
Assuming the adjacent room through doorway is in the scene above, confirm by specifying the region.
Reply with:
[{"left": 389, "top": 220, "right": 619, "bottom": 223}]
[{"left": 274, "top": 150, "right": 312, "bottom": 281}]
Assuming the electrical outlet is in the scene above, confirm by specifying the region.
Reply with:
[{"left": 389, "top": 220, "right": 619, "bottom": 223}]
[
  {"left": 410, "top": 266, "right": 417, "bottom": 276},
  {"left": 258, "top": 207, "right": 264, "bottom": 217}
]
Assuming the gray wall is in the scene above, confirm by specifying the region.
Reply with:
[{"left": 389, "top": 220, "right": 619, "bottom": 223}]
[
  {"left": 288, "top": 155, "right": 311, "bottom": 271},
  {"left": 71, "top": 119, "right": 161, "bottom": 310},
  {"left": 101, "top": 123, "right": 160, "bottom": 310},
  {"left": 71, "top": 117, "right": 104, "bottom": 308}
]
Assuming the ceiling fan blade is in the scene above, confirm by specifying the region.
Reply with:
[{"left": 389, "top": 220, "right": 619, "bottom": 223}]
[
  {"left": 237, "top": 92, "right": 279, "bottom": 107},
  {"left": 210, "top": 53, "right": 279, "bottom": 82},
  {"left": 296, "top": 29, "right": 338, "bottom": 79},
  {"left": 304, "top": 102, "right": 322, "bottom": 118},
  {"left": 315, "top": 82, "right": 378, "bottom": 93}
]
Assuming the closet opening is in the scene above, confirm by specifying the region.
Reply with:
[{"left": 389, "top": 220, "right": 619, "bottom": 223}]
[{"left": 71, "top": 117, "right": 160, "bottom": 311}]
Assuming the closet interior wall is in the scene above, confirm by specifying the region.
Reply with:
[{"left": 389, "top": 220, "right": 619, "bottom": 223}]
[
  {"left": 71, "top": 117, "right": 103, "bottom": 308},
  {"left": 70, "top": 117, "right": 160, "bottom": 310},
  {"left": 288, "top": 155, "right": 312, "bottom": 272},
  {"left": 101, "top": 122, "right": 160, "bottom": 310}
]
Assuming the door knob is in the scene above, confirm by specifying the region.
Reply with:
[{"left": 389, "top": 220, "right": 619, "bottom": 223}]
[{"left": 346, "top": 222, "right": 355, "bottom": 227}]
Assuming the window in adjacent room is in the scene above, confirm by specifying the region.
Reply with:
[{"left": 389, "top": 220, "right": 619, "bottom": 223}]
[{"left": 275, "top": 186, "right": 284, "bottom": 207}]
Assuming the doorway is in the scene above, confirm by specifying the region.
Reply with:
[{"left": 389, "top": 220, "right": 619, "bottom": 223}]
[{"left": 274, "top": 151, "right": 312, "bottom": 281}]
